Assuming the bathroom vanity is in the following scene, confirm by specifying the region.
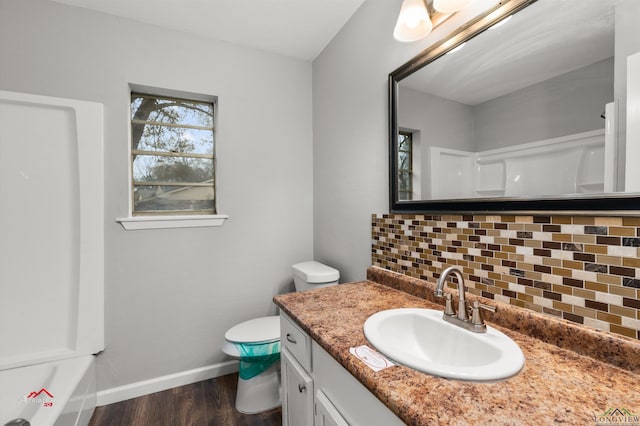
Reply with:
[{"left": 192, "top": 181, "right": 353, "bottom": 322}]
[
  {"left": 280, "top": 312, "right": 404, "bottom": 425},
  {"left": 274, "top": 267, "right": 640, "bottom": 425}
]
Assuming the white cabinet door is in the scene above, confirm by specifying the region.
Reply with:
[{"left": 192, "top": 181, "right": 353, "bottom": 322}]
[
  {"left": 315, "top": 390, "right": 349, "bottom": 426},
  {"left": 282, "top": 347, "right": 314, "bottom": 426}
]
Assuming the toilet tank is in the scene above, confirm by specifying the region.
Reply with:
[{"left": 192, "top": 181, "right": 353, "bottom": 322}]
[{"left": 291, "top": 261, "right": 339, "bottom": 292}]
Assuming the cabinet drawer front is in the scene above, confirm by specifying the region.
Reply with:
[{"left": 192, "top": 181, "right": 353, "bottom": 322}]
[{"left": 281, "top": 313, "right": 312, "bottom": 371}]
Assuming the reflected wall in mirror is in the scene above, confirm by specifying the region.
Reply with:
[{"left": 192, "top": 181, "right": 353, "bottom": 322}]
[{"left": 389, "top": 0, "right": 640, "bottom": 212}]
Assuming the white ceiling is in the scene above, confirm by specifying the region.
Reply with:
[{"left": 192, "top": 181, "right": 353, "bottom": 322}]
[
  {"left": 402, "top": 0, "right": 619, "bottom": 105},
  {"left": 49, "top": 0, "right": 367, "bottom": 61}
]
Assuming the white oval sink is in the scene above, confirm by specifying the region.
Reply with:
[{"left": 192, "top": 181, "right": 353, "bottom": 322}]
[{"left": 363, "top": 308, "right": 525, "bottom": 381}]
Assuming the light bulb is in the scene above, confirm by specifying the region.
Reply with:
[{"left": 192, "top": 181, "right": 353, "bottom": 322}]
[
  {"left": 394, "top": 0, "right": 432, "bottom": 42},
  {"left": 405, "top": 12, "right": 422, "bottom": 29}
]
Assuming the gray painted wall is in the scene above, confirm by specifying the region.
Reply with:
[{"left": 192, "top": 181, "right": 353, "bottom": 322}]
[
  {"left": 473, "top": 57, "right": 613, "bottom": 151},
  {"left": 312, "top": 0, "right": 488, "bottom": 282},
  {"left": 398, "top": 86, "right": 474, "bottom": 151},
  {"left": 398, "top": 86, "right": 474, "bottom": 199},
  {"left": 0, "top": 0, "right": 313, "bottom": 391}
]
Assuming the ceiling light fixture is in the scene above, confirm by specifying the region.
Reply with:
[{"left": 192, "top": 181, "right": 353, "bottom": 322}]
[
  {"left": 433, "top": 0, "right": 474, "bottom": 14},
  {"left": 393, "top": 0, "right": 433, "bottom": 42},
  {"left": 394, "top": 0, "right": 477, "bottom": 43}
]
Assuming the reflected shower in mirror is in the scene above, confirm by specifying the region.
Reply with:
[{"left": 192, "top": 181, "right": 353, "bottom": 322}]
[{"left": 390, "top": 0, "right": 640, "bottom": 212}]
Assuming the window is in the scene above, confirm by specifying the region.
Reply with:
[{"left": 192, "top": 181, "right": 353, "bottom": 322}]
[
  {"left": 398, "top": 131, "right": 413, "bottom": 201},
  {"left": 130, "top": 92, "right": 216, "bottom": 215}
]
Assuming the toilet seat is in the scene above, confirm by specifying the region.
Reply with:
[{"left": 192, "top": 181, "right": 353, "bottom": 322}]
[
  {"left": 223, "top": 316, "right": 281, "bottom": 357},
  {"left": 225, "top": 316, "right": 280, "bottom": 344}
]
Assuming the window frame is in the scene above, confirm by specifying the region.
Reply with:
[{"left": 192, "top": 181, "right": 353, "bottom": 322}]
[
  {"left": 116, "top": 85, "right": 227, "bottom": 230},
  {"left": 397, "top": 131, "right": 413, "bottom": 201}
]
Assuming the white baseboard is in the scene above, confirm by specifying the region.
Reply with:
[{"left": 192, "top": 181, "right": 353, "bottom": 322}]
[{"left": 96, "top": 360, "right": 239, "bottom": 406}]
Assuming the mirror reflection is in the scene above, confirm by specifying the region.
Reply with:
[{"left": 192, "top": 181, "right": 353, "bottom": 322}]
[{"left": 394, "top": 0, "right": 640, "bottom": 203}]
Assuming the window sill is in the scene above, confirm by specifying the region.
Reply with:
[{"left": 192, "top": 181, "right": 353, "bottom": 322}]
[{"left": 116, "top": 214, "right": 229, "bottom": 230}]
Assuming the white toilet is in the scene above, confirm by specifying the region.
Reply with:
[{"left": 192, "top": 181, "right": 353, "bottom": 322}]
[{"left": 222, "top": 261, "right": 339, "bottom": 414}]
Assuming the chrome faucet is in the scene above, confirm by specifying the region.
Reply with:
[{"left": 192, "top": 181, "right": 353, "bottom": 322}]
[
  {"left": 435, "top": 266, "right": 469, "bottom": 321},
  {"left": 434, "top": 266, "right": 496, "bottom": 333}
]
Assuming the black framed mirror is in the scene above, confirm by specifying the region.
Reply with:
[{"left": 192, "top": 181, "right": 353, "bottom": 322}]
[{"left": 389, "top": 0, "right": 640, "bottom": 214}]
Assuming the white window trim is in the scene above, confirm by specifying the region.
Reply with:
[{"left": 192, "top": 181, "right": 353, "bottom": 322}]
[
  {"left": 117, "top": 84, "right": 228, "bottom": 230},
  {"left": 116, "top": 214, "right": 228, "bottom": 230}
]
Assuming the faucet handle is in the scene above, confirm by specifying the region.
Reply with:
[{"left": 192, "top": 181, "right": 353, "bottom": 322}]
[
  {"left": 470, "top": 300, "right": 497, "bottom": 326},
  {"left": 444, "top": 293, "right": 456, "bottom": 316}
]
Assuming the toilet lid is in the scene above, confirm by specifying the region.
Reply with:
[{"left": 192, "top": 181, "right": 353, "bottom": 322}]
[
  {"left": 225, "top": 316, "right": 280, "bottom": 344},
  {"left": 292, "top": 261, "right": 340, "bottom": 283}
]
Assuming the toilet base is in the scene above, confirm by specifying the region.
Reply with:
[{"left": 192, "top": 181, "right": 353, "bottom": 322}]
[{"left": 235, "top": 361, "right": 281, "bottom": 414}]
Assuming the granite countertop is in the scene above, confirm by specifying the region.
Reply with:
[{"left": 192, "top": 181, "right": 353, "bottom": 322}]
[{"left": 273, "top": 267, "right": 640, "bottom": 425}]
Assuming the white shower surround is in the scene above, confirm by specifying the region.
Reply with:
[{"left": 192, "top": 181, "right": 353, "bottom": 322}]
[
  {"left": 429, "top": 129, "right": 610, "bottom": 199},
  {"left": 0, "top": 90, "right": 104, "bottom": 425}
]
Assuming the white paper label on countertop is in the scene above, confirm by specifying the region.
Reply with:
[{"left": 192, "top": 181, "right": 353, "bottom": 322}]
[{"left": 349, "top": 345, "right": 395, "bottom": 371}]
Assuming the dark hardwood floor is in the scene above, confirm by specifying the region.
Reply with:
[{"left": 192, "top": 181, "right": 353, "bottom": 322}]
[{"left": 89, "top": 373, "right": 282, "bottom": 426}]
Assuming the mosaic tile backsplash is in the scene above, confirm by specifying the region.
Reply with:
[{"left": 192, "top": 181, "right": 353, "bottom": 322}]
[{"left": 372, "top": 214, "right": 640, "bottom": 340}]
